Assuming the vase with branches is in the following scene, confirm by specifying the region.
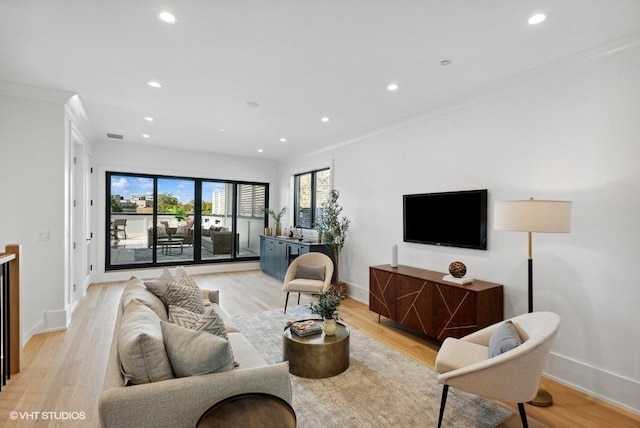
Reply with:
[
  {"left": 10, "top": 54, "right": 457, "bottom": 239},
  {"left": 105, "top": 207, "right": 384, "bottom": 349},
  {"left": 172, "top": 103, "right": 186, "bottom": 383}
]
[
  {"left": 315, "top": 189, "right": 350, "bottom": 285},
  {"left": 309, "top": 291, "right": 343, "bottom": 320},
  {"left": 309, "top": 291, "right": 344, "bottom": 336}
]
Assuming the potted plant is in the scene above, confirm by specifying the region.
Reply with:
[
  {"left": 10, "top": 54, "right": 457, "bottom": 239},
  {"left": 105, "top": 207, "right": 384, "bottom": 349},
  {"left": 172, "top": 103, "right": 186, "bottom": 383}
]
[
  {"left": 309, "top": 291, "right": 343, "bottom": 336},
  {"left": 315, "top": 189, "right": 350, "bottom": 285},
  {"left": 264, "top": 207, "right": 287, "bottom": 236}
]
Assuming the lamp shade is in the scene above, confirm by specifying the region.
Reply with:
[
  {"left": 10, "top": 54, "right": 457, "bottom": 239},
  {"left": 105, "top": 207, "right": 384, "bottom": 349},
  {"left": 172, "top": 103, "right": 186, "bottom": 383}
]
[{"left": 494, "top": 200, "right": 572, "bottom": 233}]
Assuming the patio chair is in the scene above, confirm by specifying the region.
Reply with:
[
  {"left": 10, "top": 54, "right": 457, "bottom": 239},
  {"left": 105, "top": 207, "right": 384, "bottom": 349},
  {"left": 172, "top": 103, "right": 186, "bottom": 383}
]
[{"left": 111, "top": 219, "right": 127, "bottom": 240}]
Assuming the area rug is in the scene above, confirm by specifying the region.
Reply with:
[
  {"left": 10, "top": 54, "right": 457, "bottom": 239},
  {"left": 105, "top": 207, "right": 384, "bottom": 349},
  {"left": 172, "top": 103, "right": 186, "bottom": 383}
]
[{"left": 231, "top": 305, "right": 513, "bottom": 428}]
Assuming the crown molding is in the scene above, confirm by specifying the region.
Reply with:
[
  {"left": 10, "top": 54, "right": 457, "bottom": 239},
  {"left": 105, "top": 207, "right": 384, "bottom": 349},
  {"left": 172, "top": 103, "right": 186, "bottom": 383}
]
[
  {"left": 303, "top": 31, "right": 640, "bottom": 159},
  {"left": 0, "top": 80, "right": 75, "bottom": 104}
]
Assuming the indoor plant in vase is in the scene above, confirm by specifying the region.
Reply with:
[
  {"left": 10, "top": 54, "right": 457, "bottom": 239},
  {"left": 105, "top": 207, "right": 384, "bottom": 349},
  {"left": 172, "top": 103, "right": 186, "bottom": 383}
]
[
  {"left": 264, "top": 207, "right": 287, "bottom": 237},
  {"left": 315, "top": 189, "right": 350, "bottom": 295},
  {"left": 309, "top": 291, "right": 343, "bottom": 336}
]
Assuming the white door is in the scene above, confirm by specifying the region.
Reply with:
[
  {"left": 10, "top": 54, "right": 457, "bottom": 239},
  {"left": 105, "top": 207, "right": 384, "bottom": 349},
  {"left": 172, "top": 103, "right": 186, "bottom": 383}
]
[{"left": 71, "top": 132, "right": 92, "bottom": 304}]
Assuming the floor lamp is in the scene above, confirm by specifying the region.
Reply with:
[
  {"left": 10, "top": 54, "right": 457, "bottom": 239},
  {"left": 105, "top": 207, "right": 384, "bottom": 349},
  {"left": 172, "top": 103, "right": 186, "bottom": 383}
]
[{"left": 494, "top": 197, "right": 572, "bottom": 406}]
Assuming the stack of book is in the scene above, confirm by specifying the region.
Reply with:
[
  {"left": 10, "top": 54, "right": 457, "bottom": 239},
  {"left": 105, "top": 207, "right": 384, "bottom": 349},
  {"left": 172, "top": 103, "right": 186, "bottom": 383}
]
[{"left": 289, "top": 320, "right": 322, "bottom": 337}]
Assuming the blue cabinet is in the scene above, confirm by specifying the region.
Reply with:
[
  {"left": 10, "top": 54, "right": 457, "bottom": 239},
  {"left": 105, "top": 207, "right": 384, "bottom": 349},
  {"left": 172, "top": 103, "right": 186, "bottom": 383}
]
[{"left": 260, "top": 236, "right": 333, "bottom": 281}]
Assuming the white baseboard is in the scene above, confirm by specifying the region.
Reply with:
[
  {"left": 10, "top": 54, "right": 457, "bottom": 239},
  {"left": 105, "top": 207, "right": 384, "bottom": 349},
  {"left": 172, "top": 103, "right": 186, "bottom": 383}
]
[
  {"left": 546, "top": 352, "right": 640, "bottom": 415},
  {"left": 93, "top": 261, "right": 260, "bottom": 283},
  {"left": 345, "top": 281, "right": 368, "bottom": 304},
  {"left": 22, "top": 320, "right": 44, "bottom": 347},
  {"left": 22, "top": 310, "right": 68, "bottom": 347}
]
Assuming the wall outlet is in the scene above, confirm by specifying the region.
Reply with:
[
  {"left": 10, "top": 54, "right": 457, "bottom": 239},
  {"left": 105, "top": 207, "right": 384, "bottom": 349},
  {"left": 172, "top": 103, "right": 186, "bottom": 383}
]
[{"left": 35, "top": 229, "right": 50, "bottom": 241}]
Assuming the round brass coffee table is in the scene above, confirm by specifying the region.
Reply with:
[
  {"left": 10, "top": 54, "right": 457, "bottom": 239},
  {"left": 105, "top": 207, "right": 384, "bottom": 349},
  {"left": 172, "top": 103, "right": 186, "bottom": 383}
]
[
  {"left": 196, "top": 393, "right": 296, "bottom": 427},
  {"left": 283, "top": 319, "right": 350, "bottom": 378}
]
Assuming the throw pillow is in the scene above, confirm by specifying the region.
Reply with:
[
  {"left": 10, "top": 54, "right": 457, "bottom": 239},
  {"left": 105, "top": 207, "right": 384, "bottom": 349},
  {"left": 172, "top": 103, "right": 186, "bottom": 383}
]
[
  {"left": 174, "top": 266, "right": 199, "bottom": 288},
  {"left": 165, "top": 283, "right": 205, "bottom": 314},
  {"left": 168, "top": 305, "right": 237, "bottom": 366},
  {"left": 144, "top": 280, "right": 172, "bottom": 305},
  {"left": 168, "top": 305, "right": 228, "bottom": 338},
  {"left": 160, "top": 321, "right": 234, "bottom": 377},
  {"left": 118, "top": 300, "right": 174, "bottom": 385},
  {"left": 489, "top": 320, "right": 523, "bottom": 358},
  {"left": 157, "top": 268, "right": 175, "bottom": 283},
  {"left": 295, "top": 265, "right": 325, "bottom": 281},
  {"left": 157, "top": 224, "right": 166, "bottom": 235}
]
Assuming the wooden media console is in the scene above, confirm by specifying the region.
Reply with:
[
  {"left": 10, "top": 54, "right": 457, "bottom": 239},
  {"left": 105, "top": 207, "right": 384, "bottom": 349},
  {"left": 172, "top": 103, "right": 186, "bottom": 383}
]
[{"left": 369, "top": 264, "right": 503, "bottom": 340}]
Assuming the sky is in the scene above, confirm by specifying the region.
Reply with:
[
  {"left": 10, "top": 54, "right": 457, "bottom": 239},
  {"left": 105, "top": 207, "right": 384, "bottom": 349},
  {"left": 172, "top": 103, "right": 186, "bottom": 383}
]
[{"left": 110, "top": 175, "right": 226, "bottom": 203}]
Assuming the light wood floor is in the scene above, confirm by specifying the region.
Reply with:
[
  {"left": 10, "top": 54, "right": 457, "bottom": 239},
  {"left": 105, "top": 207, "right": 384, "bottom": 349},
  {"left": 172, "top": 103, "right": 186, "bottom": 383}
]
[{"left": 0, "top": 270, "right": 638, "bottom": 427}]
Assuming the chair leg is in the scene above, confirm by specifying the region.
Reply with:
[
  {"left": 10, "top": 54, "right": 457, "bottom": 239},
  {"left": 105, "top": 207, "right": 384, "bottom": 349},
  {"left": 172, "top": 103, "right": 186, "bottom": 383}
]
[
  {"left": 437, "top": 385, "right": 448, "bottom": 428},
  {"left": 518, "top": 403, "right": 528, "bottom": 428},
  {"left": 284, "top": 292, "right": 290, "bottom": 314},
  {"left": 297, "top": 293, "right": 301, "bottom": 304}
]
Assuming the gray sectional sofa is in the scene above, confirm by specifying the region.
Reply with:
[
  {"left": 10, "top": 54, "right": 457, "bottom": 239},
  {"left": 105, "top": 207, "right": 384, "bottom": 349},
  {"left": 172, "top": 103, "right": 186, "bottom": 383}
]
[{"left": 99, "top": 275, "right": 292, "bottom": 428}]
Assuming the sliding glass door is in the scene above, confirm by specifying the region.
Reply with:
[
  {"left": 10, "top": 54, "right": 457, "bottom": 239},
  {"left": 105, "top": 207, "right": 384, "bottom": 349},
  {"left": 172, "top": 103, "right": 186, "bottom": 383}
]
[{"left": 106, "top": 172, "right": 268, "bottom": 270}]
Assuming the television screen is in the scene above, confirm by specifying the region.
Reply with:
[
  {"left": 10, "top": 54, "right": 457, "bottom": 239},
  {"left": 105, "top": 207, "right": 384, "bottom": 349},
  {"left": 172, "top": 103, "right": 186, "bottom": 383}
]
[{"left": 403, "top": 189, "right": 487, "bottom": 250}]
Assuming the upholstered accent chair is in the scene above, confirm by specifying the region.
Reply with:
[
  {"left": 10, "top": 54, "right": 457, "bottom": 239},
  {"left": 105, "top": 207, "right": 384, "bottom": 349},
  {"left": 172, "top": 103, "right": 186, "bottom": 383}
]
[
  {"left": 435, "top": 311, "right": 560, "bottom": 428},
  {"left": 282, "top": 252, "right": 334, "bottom": 313}
]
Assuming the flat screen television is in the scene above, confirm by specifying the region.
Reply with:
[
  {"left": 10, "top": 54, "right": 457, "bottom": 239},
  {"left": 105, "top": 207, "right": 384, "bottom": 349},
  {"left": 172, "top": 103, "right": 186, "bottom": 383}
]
[{"left": 403, "top": 189, "right": 487, "bottom": 250}]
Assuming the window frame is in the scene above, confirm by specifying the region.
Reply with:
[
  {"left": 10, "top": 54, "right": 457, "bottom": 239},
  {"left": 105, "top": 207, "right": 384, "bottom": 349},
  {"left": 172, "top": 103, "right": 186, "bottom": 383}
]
[
  {"left": 293, "top": 167, "right": 331, "bottom": 229},
  {"left": 105, "top": 171, "right": 268, "bottom": 271}
]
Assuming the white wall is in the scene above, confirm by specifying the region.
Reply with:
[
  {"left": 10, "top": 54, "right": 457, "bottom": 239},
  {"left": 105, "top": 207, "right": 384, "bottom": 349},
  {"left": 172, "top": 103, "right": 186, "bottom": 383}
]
[
  {"left": 92, "top": 142, "right": 278, "bottom": 282},
  {"left": 278, "top": 43, "right": 640, "bottom": 412},
  {"left": 0, "top": 83, "right": 74, "bottom": 344}
]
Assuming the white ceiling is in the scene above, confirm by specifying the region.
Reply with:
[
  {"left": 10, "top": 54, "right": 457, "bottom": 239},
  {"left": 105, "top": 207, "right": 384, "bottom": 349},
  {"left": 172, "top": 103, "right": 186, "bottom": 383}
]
[{"left": 2, "top": 1, "right": 640, "bottom": 160}]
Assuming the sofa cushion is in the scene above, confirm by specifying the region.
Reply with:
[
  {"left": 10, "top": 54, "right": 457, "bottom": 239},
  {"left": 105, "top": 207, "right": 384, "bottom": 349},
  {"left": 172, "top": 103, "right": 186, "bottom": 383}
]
[
  {"left": 227, "top": 332, "right": 267, "bottom": 368},
  {"left": 285, "top": 278, "right": 324, "bottom": 292},
  {"left": 489, "top": 320, "right": 523, "bottom": 358},
  {"left": 122, "top": 277, "right": 168, "bottom": 321},
  {"left": 161, "top": 321, "right": 234, "bottom": 377},
  {"left": 295, "top": 264, "right": 325, "bottom": 281},
  {"left": 435, "top": 337, "right": 489, "bottom": 374},
  {"left": 118, "top": 300, "right": 174, "bottom": 385}
]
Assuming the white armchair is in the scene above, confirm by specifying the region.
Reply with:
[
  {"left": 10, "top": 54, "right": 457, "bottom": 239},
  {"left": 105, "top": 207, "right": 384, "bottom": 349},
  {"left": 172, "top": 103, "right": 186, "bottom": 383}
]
[
  {"left": 282, "top": 252, "right": 334, "bottom": 313},
  {"left": 435, "top": 311, "right": 560, "bottom": 428}
]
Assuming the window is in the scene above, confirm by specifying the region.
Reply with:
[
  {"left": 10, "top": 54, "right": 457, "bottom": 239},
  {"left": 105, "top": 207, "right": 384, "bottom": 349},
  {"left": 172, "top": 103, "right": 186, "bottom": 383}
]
[
  {"left": 106, "top": 172, "right": 267, "bottom": 270},
  {"left": 294, "top": 168, "right": 331, "bottom": 229}
]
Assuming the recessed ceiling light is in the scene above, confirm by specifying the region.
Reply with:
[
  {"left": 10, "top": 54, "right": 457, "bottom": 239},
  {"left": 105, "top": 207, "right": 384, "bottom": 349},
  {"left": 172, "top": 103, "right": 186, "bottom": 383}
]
[
  {"left": 142, "top": 134, "right": 150, "bottom": 138},
  {"left": 280, "top": 138, "right": 287, "bottom": 142},
  {"left": 528, "top": 13, "right": 546, "bottom": 25},
  {"left": 158, "top": 11, "right": 176, "bottom": 24},
  {"left": 144, "top": 117, "right": 154, "bottom": 122},
  {"left": 219, "top": 128, "right": 226, "bottom": 132},
  {"left": 258, "top": 149, "right": 264, "bottom": 153},
  {"left": 321, "top": 116, "right": 330, "bottom": 123},
  {"left": 147, "top": 81, "right": 162, "bottom": 88},
  {"left": 387, "top": 83, "right": 399, "bottom": 91},
  {"left": 440, "top": 59, "right": 452, "bottom": 66}
]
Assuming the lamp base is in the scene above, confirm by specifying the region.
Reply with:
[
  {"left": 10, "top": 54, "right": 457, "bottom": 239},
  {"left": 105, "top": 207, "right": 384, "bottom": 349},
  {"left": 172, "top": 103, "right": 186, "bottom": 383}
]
[{"left": 529, "top": 387, "right": 553, "bottom": 407}]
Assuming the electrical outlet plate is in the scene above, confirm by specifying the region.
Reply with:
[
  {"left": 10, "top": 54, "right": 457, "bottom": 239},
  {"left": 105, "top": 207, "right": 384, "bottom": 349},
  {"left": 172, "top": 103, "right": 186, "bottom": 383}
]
[{"left": 35, "top": 229, "right": 50, "bottom": 241}]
